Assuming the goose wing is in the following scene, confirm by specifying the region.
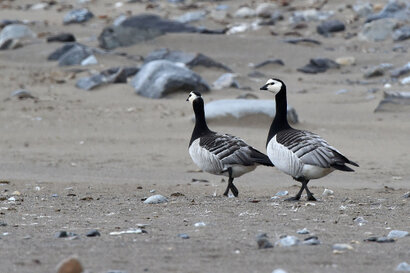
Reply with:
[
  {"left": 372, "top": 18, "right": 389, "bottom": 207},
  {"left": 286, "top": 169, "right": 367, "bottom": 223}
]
[
  {"left": 200, "top": 134, "right": 266, "bottom": 166},
  {"left": 276, "top": 129, "right": 351, "bottom": 168}
]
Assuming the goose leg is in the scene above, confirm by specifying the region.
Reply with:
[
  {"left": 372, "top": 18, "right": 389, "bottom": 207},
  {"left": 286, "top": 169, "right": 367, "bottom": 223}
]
[
  {"left": 285, "top": 183, "right": 305, "bottom": 201},
  {"left": 223, "top": 167, "right": 239, "bottom": 197},
  {"left": 304, "top": 181, "right": 316, "bottom": 201}
]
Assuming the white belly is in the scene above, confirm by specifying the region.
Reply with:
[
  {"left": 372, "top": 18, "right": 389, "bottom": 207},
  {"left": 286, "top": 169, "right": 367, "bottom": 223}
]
[
  {"left": 267, "top": 136, "right": 333, "bottom": 180},
  {"left": 189, "top": 139, "right": 257, "bottom": 178}
]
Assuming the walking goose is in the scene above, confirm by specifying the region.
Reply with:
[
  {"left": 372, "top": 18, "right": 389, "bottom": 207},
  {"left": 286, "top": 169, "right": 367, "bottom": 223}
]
[
  {"left": 187, "top": 91, "right": 273, "bottom": 197},
  {"left": 260, "top": 78, "right": 359, "bottom": 201}
]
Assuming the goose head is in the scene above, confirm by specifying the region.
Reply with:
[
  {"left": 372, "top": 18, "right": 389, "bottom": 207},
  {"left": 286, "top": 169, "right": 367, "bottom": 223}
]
[
  {"left": 259, "top": 78, "right": 284, "bottom": 94},
  {"left": 186, "top": 91, "right": 202, "bottom": 104}
]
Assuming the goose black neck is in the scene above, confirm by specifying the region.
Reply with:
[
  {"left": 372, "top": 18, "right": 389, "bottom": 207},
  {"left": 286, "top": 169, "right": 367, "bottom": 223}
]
[
  {"left": 190, "top": 98, "right": 213, "bottom": 146},
  {"left": 267, "top": 86, "right": 292, "bottom": 145}
]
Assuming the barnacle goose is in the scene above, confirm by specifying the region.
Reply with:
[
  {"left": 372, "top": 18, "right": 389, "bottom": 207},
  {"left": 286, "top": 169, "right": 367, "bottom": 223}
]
[
  {"left": 187, "top": 91, "right": 273, "bottom": 197},
  {"left": 260, "top": 78, "right": 359, "bottom": 201}
]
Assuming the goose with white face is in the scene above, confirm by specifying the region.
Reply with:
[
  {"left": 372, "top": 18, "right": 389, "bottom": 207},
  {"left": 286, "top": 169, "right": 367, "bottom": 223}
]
[
  {"left": 259, "top": 78, "right": 283, "bottom": 93},
  {"left": 186, "top": 91, "right": 201, "bottom": 103}
]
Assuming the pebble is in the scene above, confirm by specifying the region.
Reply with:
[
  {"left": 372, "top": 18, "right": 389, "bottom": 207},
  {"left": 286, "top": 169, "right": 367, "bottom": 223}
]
[
  {"left": 403, "top": 192, "right": 410, "bottom": 198},
  {"left": 0, "top": 24, "right": 35, "bottom": 49},
  {"left": 86, "top": 229, "right": 101, "bottom": 237},
  {"left": 303, "top": 236, "right": 321, "bottom": 245},
  {"left": 80, "top": 55, "right": 98, "bottom": 66},
  {"left": 256, "top": 3, "right": 277, "bottom": 18},
  {"left": 298, "top": 58, "right": 340, "bottom": 74},
  {"left": 364, "top": 63, "right": 393, "bottom": 78},
  {"left": 11, "top": 89, "right": 36, "bottom": 100},
  {"left": 56, "top": 256, "right": 83, "bottom": 273},
  {"left": 335, "top": 56, "right": 356, "bottom": 66},
  {"left": 393, "top": 26, "right": 410, "bottom": 41},
  {"left": 47, "top": 33, "right": 76, "bottom": 43},
  {"left": 212, "top": 73, "right": 239, "bottom": 90},
  {"left": 275, "top": 190, "right": 289, "bottom": 196},
  {"left": 317, "top": 20, "right": 345, "bottom": 36},
  {"left": 283, "top": 38, "right": 321, "bottom": 46},
  {"left": 109, "top": 229, "right": 146, "bottom": 236},
  {"left": 63, "top": 8, "right": 94, "bottom": 25},
  {"left": 275, "top": 235, "right": 300, "bottom": 247},
  {"left": 272, "top": 269, "right": 287, "bottom": 273},
  {"left": 55, "top": 231, "right": 77, "bottom": 238},
  {"left": 297, "top": 228, "right": 309, "bottom": 234},
  {"left": 256, "top": 233, "right": 273, "bottom": 249},
  {"left": 143, "top": 194, "right": 168, "bottom": 204},
  {"left": 0, "top": 222, "right": 7, "bottom": 227},
  {"left": 390, "top": 63, "right": 410, "bottom": 78},
  {"left": 322, "top": 188, "right": 334, "bottom": 196},
  {"left": 400, "top": 76, "right": 410, "bottom": 85},
  {"left": 354, "top": 216, "right": 368, "bottom": 226},
  {"left": 252, "top": 58, "right": 284, "bottom": 69},
  {"left": 177, "top": 233, "right": 190, "bottom": 239},
  {"left": 194, "top": 222, "right": 206, "bottom": 227},
  {"left": 387, "top": 230, "right": 409, "bottom": 239},
  {"left": 396, "top": 262, "right": 410, "bottom": 272},
  {"left": 332, "top": 243, "right": 353, "bottom": 251},
  {"left": 234, "top": 7, "right": 256, "bottom": 18},
  {"left": 359, "top": 18, "right": 398, "bottom": 42}
]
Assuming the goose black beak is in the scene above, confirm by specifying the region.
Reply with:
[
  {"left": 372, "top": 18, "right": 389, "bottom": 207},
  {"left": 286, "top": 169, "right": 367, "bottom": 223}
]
[{"left": 260, "top": 84, "right": 268, "bottom": 91}]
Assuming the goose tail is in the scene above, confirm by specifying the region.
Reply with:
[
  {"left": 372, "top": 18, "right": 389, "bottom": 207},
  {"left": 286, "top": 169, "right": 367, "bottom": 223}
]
[{"left": 250, "top": 148, "right": 274, "bottom": 167}]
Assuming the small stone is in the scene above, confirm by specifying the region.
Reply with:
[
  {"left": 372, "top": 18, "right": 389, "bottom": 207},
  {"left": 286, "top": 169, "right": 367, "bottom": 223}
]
[
  {"left": 364, "top": 63, "right": 393, "bottom": 78},
  {"left": 256, "top": 233, "right": 274, "bottom": 249},
  {"left": 403, "top": 192, "right": 410, "bottom": 198},
  {"left": 298, "top": 58, "right": 340, "bottom": 74},
  {"left": 56, "top": 256, "right": 83, "bottom": 273},
  {"left": 212, "top": 73, "right": 239, "bottom": 90},
  {"left": 393, "top": 26, "right": 410, "bottom": 41},
  {"left": 317, "top": 20, "right": 345, "bottom": 36},
  {"left": 194, "top": 222, "right": 206, "bottom": 227},
  {"left": 55, "top": 231, "right": 77, "bottom": 238},
  {"left": 63, "top": 8, "right": 94, "bottom": 25},
  {"left": 109, "top": 229, "right": 146, "bottom": 235},
  {"left": 353, "top": 3, "right": 373, "bottom": 17},
  {"left": 297, "top": 228, "right": 309, "bottom": 234},
  {"left": 177, "top": 233, "right": 190, "bottom": 239},
  {"left": 275, "top": 235, "right": 300, "bottom": 247},
  {"left": 252, "top": 59, "right": 284, "bottom": 69},
  {"left": 359, "top": 18, "right": 398, "bottom": 42},
  {"left": 11, "top": 89, "right": 36, "bottom": 100},
  {"left": 283, "top": 38, "right": 321, "bottom": 46},
  {"left": 322, "top": 189, "right": 334, "bottom": 196},
  {"left": 256, "top": 3, "right": 277, "bottom": 18},
  {"left": 275, "top": 191, "right": 289, "bottom": 196},
  {"left": 396, "top": 262, "right": 410, "bottom": 271},
  {"left": 390, "top": 62, "right": 410, "bottom": 77},
  {"left": 332, "top": 243, "right": 353, "bottom": 251},
  {"left": 303, "top": 236, "right": 321, "bottom": 245},
  {"left": 234, "top": 7, "right": 256, "bottom": 18},
  {"left": 354, "top": 216, "right": 368, "bottom": 226},
  {"left": 47, "top": 33, "right": 76, "bottom": 43},
  {"left": 400, "top": 76, "right": 410, "bottom": 85},
  {"left": 387, "top": 230, "right": 409, "bottom": 239},
  {"left": 86, "top": 229, "right": 101, "bottom": 237},
  {"left": 81, "top": 55, "right": 98, "bottom": 66},
  {"left": 272, "top": 269, "right": 287, "bottom": 273},
  {"left": 375, "top": 236, "right": 395, "bottom": 243},
  {"left": 375, "top": 91, "right": 410, "bottom": 112},
  {"left": 143, "top": 194, "right": 168, "bottom": 204},
  {"left": 291, "top": 9, "right": 334, "bottom": 23},
  {"left": 335, "top": 57, "right": 355, "bottom": 66},
  {"left": 0, "top": 222, "right": 7, "bottom": 227},
  {"left": 175, "top": 10, "right": 207, "bottom": 24}
]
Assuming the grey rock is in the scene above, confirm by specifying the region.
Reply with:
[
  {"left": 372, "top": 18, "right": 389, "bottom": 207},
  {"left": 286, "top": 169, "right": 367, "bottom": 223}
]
[
  {"left": 47, "top": 33, "right": 76, "bottom": 43},
  {"left": 353, "top": 3, "right": 374, "bottom": 17},
  {"left": 81, "top": 55, "right": 98, "bottom": 66},
  {"left": 396, "top": 262, "right": 410, "bottom": 271},
  {"left": 365, "top": 236, "right": 395, "bottom": 243},
  {"left": 0, "top": 20, "right": 22, "bottom": 28},
  {"left": 393, "top": 26, "right": 410, "bottom": 41},
  {"left": 359, "top": 18, "right": 398, "bottom": 41},
  {"left": 374, "top": 91, "right": 410, "bottom": 112},
  {"left": 63, "top": 8, "right": 94, "bottom": 24},
  {"left": 275, "top": 235, "right": 300, "bottom": 247},
  {"left": 76, "top": 66, "right": 138, "bottom": 90},
  {"left": 0, "top": 222, "right": 7, "bottom": 226},
  {"left": 143, "top": 194, "right": 168, "bottom": 204},
  {"left": 303, "top": 236, "right": 321, "bottom": 245},
  {"left": 131, "top": 60, "right": 209, "bottom": 99},
  {"left": 175, "top": 10, "right": 207, "bottom": 23},
  {"left": 297, "top": 228, "right": 310, "bottom": 234},
  {"left": 364, "top": 63, "right": 393, "bottom": 78},
  {"left": 387, "top": 230, "right": 409, "bottom": 239},
  {"left": 11, "top": 89, "right": 36, "bottom": 100},
  {"left": 403, "top": 192, "right": 410, "bottom": 198},
  {"left": 212, "top": 73, "right": 239, "bottom": 90},
  {"left": 47, "top": 43, "right": 93, "bottom": 66},
  {"left": 354, "top": 216, "right": 368, "bottom": 225},
  {"left": 256, "top": 3, "right": 277, "bottom": 18},
  {"left": 55, "top": 231, "right": 77, "bottom": 238},
  {"left": 256, "top": 233, "right": 273, "bottom": 249},
  {"left": 283, "top": 38, "right": 321, "bottom": 46},
  {"left": 253, "top": 58, "right": 284, "bottom": 69},
  {"left": 332, "top": 243, "right": 353, "bottom": 251},
  {"left": 297, "top": 58, "right": 340, "bottom": 74},
  {"left": 86, "top": 230, "right": 101, "bottom": 237},
  {"left": 203, "top": 99, "right": 298, "bottom": 124},
  {"left": 234, "top": 7, "right": 256, "bottom": 18},
  {"left": 291, "top": 9, "right": 334, "bottom": 23},
  {"left": 0, "top": 24, "right": 35, "bottom": 49},
  {"left": 177, "top": 233, "right": 190, "bottom": 239},
  {"left": 0, "top": 38, "right": 22, "bottom": 50},
  {"left": 144, "top": 48, "right": 232, "bottom": 72},
  {"left": 98, "top": 14, "right": 224, "bottom": 50},
  {"left": 366, "top": 0, "right": 410, "bottom": 23},
  {"left": 275, "top": 190, "right": 289, "bottom": 196},
  {"left": 390, "top": 62, "right": 410, "bottom": 78},
  {"left": 272, "top": 269, "right": 288, "bottom": 273},
  {"left": 317, "top": 20, "right": 345, "bottom": 36}
]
